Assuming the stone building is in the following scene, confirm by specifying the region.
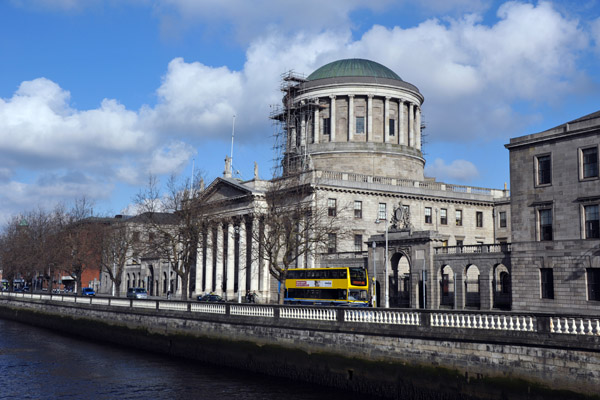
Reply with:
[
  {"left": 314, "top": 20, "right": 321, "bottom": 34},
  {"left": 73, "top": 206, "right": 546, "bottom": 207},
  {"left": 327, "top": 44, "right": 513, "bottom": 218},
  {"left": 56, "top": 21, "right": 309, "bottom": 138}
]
[
  {"left": 187, "top": 59, "right": 511, "bottom": 306},
  {"left": 506, "top": 110, "right": 600, "bottom": 315}
]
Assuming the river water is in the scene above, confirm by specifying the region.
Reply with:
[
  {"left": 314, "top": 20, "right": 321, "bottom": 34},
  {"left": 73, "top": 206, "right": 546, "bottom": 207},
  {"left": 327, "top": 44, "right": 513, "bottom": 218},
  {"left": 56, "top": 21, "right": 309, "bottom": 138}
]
[{"left": 0, "top": 318, "right": 370, "bottom": 400}]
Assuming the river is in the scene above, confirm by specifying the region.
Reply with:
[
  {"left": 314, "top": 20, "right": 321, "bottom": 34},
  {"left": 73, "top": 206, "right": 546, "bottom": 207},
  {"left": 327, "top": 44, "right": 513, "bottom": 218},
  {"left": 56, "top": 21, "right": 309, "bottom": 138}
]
[{"left": 0, "top": 318, "right": 371, "bottom": 399}]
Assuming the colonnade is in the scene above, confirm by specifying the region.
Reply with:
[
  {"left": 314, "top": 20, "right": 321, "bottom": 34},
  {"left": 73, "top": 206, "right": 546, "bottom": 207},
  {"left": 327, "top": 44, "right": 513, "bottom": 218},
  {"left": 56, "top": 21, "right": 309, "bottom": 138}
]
[{"left": 304, "top": 95, "right": 421, "bottom": 149}]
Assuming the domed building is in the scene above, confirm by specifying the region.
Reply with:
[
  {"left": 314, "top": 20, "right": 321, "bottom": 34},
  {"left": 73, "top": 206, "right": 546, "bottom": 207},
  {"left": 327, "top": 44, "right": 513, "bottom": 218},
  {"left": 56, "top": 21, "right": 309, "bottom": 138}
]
[{"left": 273, "top": 59, "right": 425, "bottom": 180}]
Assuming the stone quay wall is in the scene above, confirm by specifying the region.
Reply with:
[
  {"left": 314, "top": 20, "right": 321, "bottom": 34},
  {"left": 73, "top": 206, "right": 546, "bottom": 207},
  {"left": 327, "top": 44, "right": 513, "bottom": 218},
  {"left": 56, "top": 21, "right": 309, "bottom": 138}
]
[{"left": 0, "top": 293, "right": 598, "bottom": 400}]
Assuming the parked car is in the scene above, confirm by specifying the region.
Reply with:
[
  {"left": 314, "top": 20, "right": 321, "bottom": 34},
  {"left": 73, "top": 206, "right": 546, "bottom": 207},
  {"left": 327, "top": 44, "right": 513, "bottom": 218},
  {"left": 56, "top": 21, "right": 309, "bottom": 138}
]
[
  {"left": 127, "top": 287, "right": 148, "bottom": 299},
  {"left": 82, "top": 287, "right": 96, "bottom": 296},
  {"left": 197, "top": 294, "right": 224, "bottom": 302}
]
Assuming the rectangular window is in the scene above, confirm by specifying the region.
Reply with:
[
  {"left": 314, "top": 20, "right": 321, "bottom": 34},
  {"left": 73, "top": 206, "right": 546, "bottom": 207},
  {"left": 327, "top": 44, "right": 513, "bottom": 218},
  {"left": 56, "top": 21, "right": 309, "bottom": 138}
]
[
  {"left": 354, "top": 200, "right": 362, "bottom": 219},
  {"left": 540, "top": 268, "right": 554, "bottom": 299},
  {"left": 537, "top": 154, "right": 551, "bottom": 185},
  {"left": 389, "top": 118, "right": 396, "bottom": 136},
  {"left": 499, "top": 211, "right": 507, "bottom": 228},
  {"left": 582, "top": 147, "right": 598, "bottom": 179},
  {"left": 585, "top": 205, "right": 600, "bottom": 239},
  {"left": 327, "top": 233, "right": 337, "bottom": 254},
  {"left": 455, "top": 210, "right": 463, "bottom": 226},
  {"left": 356, "top": 116, "right": 365, "bottom": 134},
  {"left": 354, "top": 234, "right": 363, "bottom": 252},
  {"left": 322, "top": 118, "right": 331, "bottom": 135},
  {"left": 378, "top": 203, "right": 387, "bottom": 221},
  {"left": 456, "top": 240, "right": 463, "bottom": 247},
  {"left": 539, "top": 209, "right": 553, "bottom": 241},
  {"left": 425, "top": 207, "right": 432, "bottom": 224},
  {"left": 588, "top": 269, "right": 600, "bottom": 301},
  {"left": 328, "top": 198, "right": 336, "bottom": 217},
  {"left": 440, "top": 208, "right": 447, "bottom": 225},
  {"left": 476, "top": 211, "right": 483, "bottom": 228}
]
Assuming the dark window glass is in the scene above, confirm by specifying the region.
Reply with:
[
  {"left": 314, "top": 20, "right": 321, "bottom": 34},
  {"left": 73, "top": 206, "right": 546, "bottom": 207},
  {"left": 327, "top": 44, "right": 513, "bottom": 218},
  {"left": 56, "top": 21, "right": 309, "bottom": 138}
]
[
  {"left": 587, "top": 269, "right": 600, "bottom": 301},
  {"left": 583, "top": 148, "right": 598, "bottom": 178},
  {"left": 323, "top": 118, "right": 331, "bottom": 135},
  {"left": 389, "top": 118, "right": 395, "bottom": 136},
  {"left": 476, "top": 211, "right": 483, "bottom": 228},
  {"left": 286, "top": 288, "right": 347, "bottom": 301},
  {"left": 585, "top": 205, "right": 600, "bottom": 239},
  {"left": 356, "top": 116, "right": 365, "bottom": 134},
  {"left": 440, "top": 208, "right": 447, "bottom": 225},
  {"left": 328, "top": 233, "right": 336, "bottom": 254},
  {"left": 425, "top": 207, "right": 432, "bottom": 224},
  {"left": 499, "top": 211, "right": 507, "bottom": 228},
  {"left": 354, "top": 201, "right": 362, "bottom": 219},
  {"left": 328, "top": 198, "right": 336, "bottom": 217},
  {"left": 541, "top": 268, "right": 554, "bottom": 299},
  {"left": 539, "top": 209, "right": 553, "bottom": 241},
  {"left": 354, "top": 234, "right": 362, "bottom": 252},
  {"left": 537, "top": 155, "right": 551, "bottom": 185}
]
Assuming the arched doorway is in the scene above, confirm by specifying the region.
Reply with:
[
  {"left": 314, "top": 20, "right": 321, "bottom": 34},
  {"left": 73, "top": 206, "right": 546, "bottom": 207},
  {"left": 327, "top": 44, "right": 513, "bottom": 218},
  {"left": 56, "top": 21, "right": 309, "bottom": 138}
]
[
  {"left": 126, "top": 274, "right": 130, "bottom": 289},
  {"left": 390, "top": 253, "right": 410, "bottom": 308},
  {"left": 493, "top": 264, "right": 511, "bottom": 310},
  {"left": 465, "top": 264, "right": 481, "bottom": 308},
  {"left": 148, "top": 265, "right": 155, "bottom": 296},
  {"left": 440, "top": 265, "right": 455, "bottom": 308}
]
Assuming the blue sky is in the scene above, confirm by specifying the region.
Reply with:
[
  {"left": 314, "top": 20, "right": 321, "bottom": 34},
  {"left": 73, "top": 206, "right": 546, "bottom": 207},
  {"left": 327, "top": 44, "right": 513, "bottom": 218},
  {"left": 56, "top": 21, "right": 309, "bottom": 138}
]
[{"left": 1, "top": 0, "right": 599, "bottom": 221}]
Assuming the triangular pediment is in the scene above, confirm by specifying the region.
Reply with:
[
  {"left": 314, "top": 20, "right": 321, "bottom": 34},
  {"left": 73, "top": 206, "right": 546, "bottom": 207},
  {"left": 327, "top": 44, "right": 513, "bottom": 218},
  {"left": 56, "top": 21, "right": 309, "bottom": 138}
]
[{"left": 201, "top": 177, "right": 255, "bottom": 204}]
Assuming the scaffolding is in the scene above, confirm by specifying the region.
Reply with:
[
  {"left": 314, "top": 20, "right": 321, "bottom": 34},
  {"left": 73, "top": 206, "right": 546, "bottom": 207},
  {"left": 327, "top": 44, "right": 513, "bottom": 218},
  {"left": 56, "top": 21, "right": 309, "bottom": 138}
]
[{"left": 270, "top": 70, "right": 323, "bottom": 177}]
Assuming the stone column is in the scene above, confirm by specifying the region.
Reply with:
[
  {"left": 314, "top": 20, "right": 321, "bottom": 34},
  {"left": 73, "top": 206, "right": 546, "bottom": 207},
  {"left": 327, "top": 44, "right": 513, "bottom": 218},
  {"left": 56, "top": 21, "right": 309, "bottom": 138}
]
[
  {"left": 348, "top": 94, "right": 354, "bottom": 142},
  {"left": 384, "top": 96, "right": 390, "bottom": 143},
  {"left": 205, "top": 226, "right": 213, "bottom": 293},
  {"left": 215, "top": 223, "right": 223, "bottom": 295},
  {"left": 398, "top": 99, "right": 405, "bottom": 145},
  {"left": 415, "top": 107, "right": 422, "bottom": 151},
  {"left": 313, "top": 104, "right": 320, "bottom": 144},
  {"left": 226, "top": 223, "right": 235, "bottom": 299},
  {"left": 196, "top": 234, "right": 204, "bottom": 295},
  {"left": 367, "top": 95, "right": 373, "bottom": 142},
  {"left": 238, "top": 221, "right": 247, "bottom": 294},
  {"left": 408, "top": 102, "right": 415, "bottom": 147},
  {"left": 329, "top": 95, "right": 336, "bottom": 142},
  {"left": 250, "top": 218, "right": 260, "bottom": 291},
  {"left": 300, "top": 113, "right": 306, "bottom": 148}
]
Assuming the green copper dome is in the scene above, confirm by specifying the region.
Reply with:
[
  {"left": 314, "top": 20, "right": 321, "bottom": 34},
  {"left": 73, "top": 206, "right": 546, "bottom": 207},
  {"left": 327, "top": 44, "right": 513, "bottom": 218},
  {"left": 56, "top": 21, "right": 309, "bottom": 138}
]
[{"left": 307, "top": 59, "right": 402, "bottom": 81}]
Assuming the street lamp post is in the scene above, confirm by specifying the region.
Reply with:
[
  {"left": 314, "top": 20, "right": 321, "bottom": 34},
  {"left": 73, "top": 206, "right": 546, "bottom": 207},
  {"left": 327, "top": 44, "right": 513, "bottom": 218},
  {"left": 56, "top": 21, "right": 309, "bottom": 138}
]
[{"left": 375, "top": 216, "right": 389, "bottom": 308}]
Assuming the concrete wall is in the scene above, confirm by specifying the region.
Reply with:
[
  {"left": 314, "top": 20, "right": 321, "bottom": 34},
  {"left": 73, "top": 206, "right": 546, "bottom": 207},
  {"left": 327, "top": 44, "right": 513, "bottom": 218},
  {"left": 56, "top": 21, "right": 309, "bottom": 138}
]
[{"left": 1, "top": 297, "right": 598, "bottom": 400}]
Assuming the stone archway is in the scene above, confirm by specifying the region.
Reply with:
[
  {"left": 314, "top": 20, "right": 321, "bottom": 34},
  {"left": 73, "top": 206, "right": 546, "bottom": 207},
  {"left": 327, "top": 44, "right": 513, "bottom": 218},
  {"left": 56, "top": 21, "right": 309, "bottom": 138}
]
[
  {"left": 493, "top": 263, "right": 511, "bottom": 310},
  {"left": 465, "top": 264, "right": 481, "bottom": 309},
  {"left": 390, "top": 252, "right": 411, "bottom": 308},
  {"left": 440, "top": 265, "right": 455, "bottom": 308}
]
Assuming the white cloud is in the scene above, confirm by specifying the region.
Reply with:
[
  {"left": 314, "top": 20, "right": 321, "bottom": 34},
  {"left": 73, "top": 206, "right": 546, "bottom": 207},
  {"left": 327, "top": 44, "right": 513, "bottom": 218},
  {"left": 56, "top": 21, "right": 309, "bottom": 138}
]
[{"left": 425, "top": 158, "right": 480, "bottom": 182}]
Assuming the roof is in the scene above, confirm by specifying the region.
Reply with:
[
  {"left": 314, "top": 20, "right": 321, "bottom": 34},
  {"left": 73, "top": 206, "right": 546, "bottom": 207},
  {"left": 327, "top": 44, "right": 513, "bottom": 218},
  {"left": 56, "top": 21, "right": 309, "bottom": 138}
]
[{"left": 307, "top": 59, "right": 403, "bottom": 82}]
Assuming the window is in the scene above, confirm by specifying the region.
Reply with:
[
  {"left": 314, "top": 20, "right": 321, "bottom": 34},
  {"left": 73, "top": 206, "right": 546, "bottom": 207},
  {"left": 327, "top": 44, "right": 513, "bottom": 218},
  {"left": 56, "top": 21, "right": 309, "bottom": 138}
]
[
  {"left": 539, "top": 209, "right": 553, "bottom": 241},
  {"left": 456, "top": 240, "right": 463, "bottom": 247},
  {"left": 328, "top": 198, "right": 336, "bottom": 217},
  {"left": 322, "top": 118, "right": 331, "bottom": 135},
  {"left": 354, "top": 201, "right": 362, "bottom": 219},
  {"left": 389, "top": 118, "right": 396, "bottom": 136},
  {"left": 476, "top": 211, "right": 483, "bottom": 228},
  {"left": 425, "top": 207, "right": 432, "bottom": 224},
  {"left": 455, "top": 210, "right": 463, "bottom": 226},
  {"left": 536, "top": 154, "right": 551, "bottom": 185},
  {"left": 327, "top": 233, "right": 337, "bottom": 254},
  {"left": 588, "top": 269, "right": 600, "bottom": 301},
  {"left": 585, "top": 205, "right": 599, "bottom": 239},
  {"left": 582, "top": 147, "right": 598, "bottom": 179},
  {"left": 440, "top": 208, "right": 447, "bottom": 225},
  {"left": 378, "top": 203, "right": 387, "bottom": 221},
  {"left": 132, "top": 231, "right": 140, "bottom": 242},
  {"left": 356, "top": 116, "right": 365, "bottom": 134},
  {"left": 540, "top": 268, "right": 554, "bottom": 299},
  {"left": 499, "top": 211, "right": 507, "bottom": 228},
  {"left": 354, "top": 234, "right": 363, "bottom": 252}
]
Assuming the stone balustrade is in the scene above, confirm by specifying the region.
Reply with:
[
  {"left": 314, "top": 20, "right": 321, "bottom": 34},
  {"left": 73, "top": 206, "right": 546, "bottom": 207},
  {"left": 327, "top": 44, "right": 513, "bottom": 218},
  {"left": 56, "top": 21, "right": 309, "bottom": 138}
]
[{"left": 3, "top": 291, "right": 598, "bottom": 340}]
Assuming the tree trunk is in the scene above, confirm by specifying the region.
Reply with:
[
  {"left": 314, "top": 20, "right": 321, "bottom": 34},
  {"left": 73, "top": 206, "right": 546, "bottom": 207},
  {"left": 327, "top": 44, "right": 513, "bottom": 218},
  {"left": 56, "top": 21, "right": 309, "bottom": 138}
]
[{"left": 180, "top": 273, "right": 189, "bottom": 301}]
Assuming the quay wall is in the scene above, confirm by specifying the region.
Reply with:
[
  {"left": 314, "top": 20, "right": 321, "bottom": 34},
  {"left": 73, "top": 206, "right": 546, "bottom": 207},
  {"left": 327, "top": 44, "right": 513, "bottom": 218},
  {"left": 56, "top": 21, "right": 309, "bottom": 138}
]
[{"left": 0, "top": 294, "right": 599, "bottom": 400}]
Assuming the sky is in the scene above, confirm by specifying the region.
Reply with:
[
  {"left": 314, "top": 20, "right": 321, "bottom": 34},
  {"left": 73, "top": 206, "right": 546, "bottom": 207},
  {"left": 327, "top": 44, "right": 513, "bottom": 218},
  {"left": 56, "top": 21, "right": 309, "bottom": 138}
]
[{"left": 1, "top": 0, "right": 600, "bottom": 222}]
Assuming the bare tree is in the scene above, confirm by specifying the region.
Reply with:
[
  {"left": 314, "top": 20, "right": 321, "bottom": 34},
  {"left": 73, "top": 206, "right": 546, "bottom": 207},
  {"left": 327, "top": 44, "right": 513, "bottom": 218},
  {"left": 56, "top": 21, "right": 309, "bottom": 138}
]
[
  {"left": 134, "top": 173, "right": 208, "bottom": 300},
  {"left": 98, "top": 219, "right": 136, "bottom": 297},
  {"left": 251, "top": 172, "right": 349, "bottom": 304}
]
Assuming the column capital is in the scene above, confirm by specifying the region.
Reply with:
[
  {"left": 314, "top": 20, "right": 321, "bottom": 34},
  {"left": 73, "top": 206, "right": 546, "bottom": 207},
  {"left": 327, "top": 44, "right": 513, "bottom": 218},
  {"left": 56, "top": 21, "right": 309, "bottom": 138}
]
[
  {"left": 367, "top": 94, "right": 374, "bottom": 99},
  {"left": 329, "top": 95, "right": 337, "bottom": 100},
  {"left": 348, "top": 94, "right": 355, "bottom": 99}
]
